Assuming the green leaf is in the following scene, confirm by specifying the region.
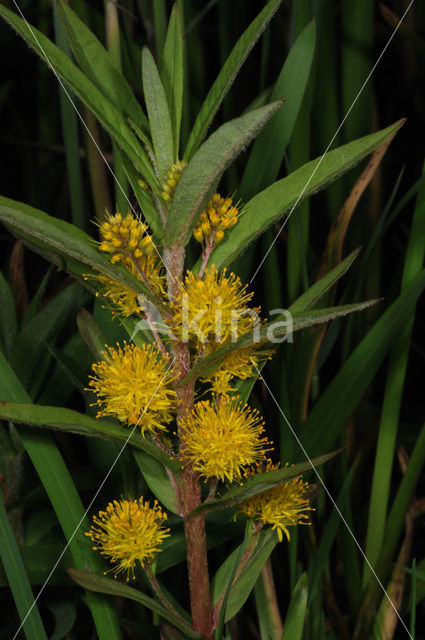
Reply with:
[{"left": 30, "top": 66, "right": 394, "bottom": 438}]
[
  {"left": 301, "top": 269, "right": 425, "bottom": 458},
  {"left": 212, "top": 529, "right": 278, "bottom": 624},
  {"left": 280, "top": 573, "right": 308, "bottom": 640},
  {"left": 115, "top": 146, "right": 164, "bottom": 239},
  {"left": 189, "top": 451, "right": 339, "bottom": 517},
  {"left": 0, "top": 196, "right": 164, "bottom": 309},
  {"left": 0, "top": 5, "right": 156, "bottom": 186},
  {"left": 165, "top": 101, "right": 284, "bottom": 247},
  {"left": 207, "top": 119, "right": 405, "bottom": 269},
  {"left": 0, "top": 401, "right": 180, "bottom": 472},
  {"left": 183, "top": 0, "right": 284, "bottom": 161},
  {"left": 77, "top": 307, "right": 108, "bottom": 361},
  {"left": 161, "top": 5, "right": 184, "bottom": 157},
  {"left": 142, "top": 46, "right": 174, "bottom": 181},
  {"left": 57, "top": 0, "right": 148, "bottom": 134},
  {"left": 288, "top": 248, "right": 361, "bottom": 313},
  {"left": 10, "top": 281, "right": 86, "bottom": 389},
  {"left": 181, "top": 300, "right": 378, "bottom": 385},
  {"left": 0, "top": 497, "right": 48, "bottom": 640},
  {"left": 133, "top": 449, "right": 180, "bottom": 513},
  {"left": 0, "top": 353, "right": 120, "bottom": 640},
  {"left": 240, "top": 19, "right": 316, "bottom": 200},
  {"left": 67, "top": 568, "right": 202, "bottom": 639}
]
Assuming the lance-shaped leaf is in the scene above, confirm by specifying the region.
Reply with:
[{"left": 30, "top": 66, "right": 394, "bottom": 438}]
[
  {"left": 212, "top": 528, "right": 278, "bottom": 625},
  {"left": 161, "top": 4, "right": 184, "bottom": 157},
  {"left": 0, "top": 196, "right": 166, "bottom": 310},
  {"left": 0, "top": 354, "right": 120, "bottom": 640},
  {"left": 180, "top": 299, "right": 378, "bottom": 385},
  {"left": 288, "top": 247, "right": 361, "bottom": 313},
  {"left": 205, "top": 119, "right": 405, "bottom": 269},
  {"left": 57, "top": 0, "right": 149, "bottom": 136},
  {"left": 0, "top": 5, "right": 156, "bottom": 186},
  {"left": 142, "top": 47, "right": 174, "bottom": 181},
  {"left": 280, "top": 573, "right": 308, "bottom": 640},
  {"left": 68, "top": 569, "right": 202, "bottom": 639},
  {"left": 0, "top": 402, "right": 180, "bottom": 471},
  {"left": 188, "top": 451, "right": 339, "bottom": 517},
  {"left": 164, "top": 101, "right": 284, "bottom": 247},
  {"left": 183, "top": 0, "right": 284, "bottom": 161},
  {"left": 114, "top": 146, "right": 164, "bottom": 239}
]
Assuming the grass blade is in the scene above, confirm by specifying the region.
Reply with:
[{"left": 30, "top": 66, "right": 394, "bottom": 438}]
[
  {"left": 0, "top": 497, "right": 48, "bottom": 640},
  {"left": 0, "top": 353, "right": 120, "bottom": 640}
]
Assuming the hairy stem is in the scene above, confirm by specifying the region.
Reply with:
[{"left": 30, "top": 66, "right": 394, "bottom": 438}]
[{"left": 165, "top": 244, "right": 214, "bottom": 639}]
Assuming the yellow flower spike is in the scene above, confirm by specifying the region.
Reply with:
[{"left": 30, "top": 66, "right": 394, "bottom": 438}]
[
  {"left": 161, "top": 160, "right": 187, "bottom": 202},
  {"left": 179, "top": 398, "right": 272, "bottom": 483},
  {"left": 97, "top": 212, "right": 166, "bottom": 297},
  {"left": 88, "top": 342, "right": 177, "bottom": 435},
  {"left": 86, "top": 497, "right": 170, "bottom": 581},
  {"left": 238, "top": 462, "right": 314, "bottom": 541},
  {"left": 193, "top": 193, "right": 240, "bottom": 245},
  {"left": 172, "top": 266, "right": 259, "bottom": 345}
]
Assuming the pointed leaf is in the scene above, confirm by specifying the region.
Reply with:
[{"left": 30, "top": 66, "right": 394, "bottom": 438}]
[
  {"left": 0, "top": 196, "right": 165, "bottom": 310},
  {"left": 214, "top": 530, "right": 278, "bottom": 624},
  {"left": 180, "top": 300, "right": 378, "bottom": 385},
  {"left": 184, "top": 0, "right": 284, "bottom": 160},
  {"left": 165, "top": 101, "right": 284, "bottom": 247},
  {"left": 188, "top": 451, "right": 339, "bottom": 516},
  {"left": 0, "top": 353, "right": 120, "bottom": 639},
  {"left": 0, "top": 5, "right": 156, "bottom": 186},
  {"left": 142, "top": 47, "right": 174, "bottom": 180},
  {"left": 0, "top": 401, "right": 180, "bottom": 472},
  {"left": 161, "top": 5, "right": 184, "bottom": 157},
  {"left": 288, "top": 248, "right": 361, "bottom": 314},
  {"left": 67, "top": 569, "right": 202, "bottom": 639},
  {"left": 280, "top": 573, "right": 308, "bottom": 640},
  {"left": 133, "top": 448, "right": 180, "bottom": 513},
  {"left": 207, "top": 119, "right": 405, "bottom": 269},
  {"left": 57, "top": 0, "right": 148, "bottom": 134},
  {"left": 301, "top": 269, "right": 425, "bottom": 458}
]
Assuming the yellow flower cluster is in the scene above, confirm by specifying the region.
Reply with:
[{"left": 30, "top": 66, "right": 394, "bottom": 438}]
[
  {"left": 161, "top": 160, "right": 187, "bottom": 201},
  {"left": 179, "top": 398, "right": 271, "bottom": 483},
  {"left": 173, "top": 267, "right": 257, "bottom": 344},
  {"left": 239, "top": 462, "right": 313, "bottom": 541},
  {"left": 193, "top": 193, "right": 239, "bottom": 247},
  {"left": 86, "top": 498, "right": 170, "bottom": 580},
  {"left": 172, "top": 266, "right": 270, "bottom": 395},
  {"left": 88, "top": 342, "right": 176, "bottom": 435},
  {"left": 99, "top": 212, "right": 155, "bottom": 265},
  {"left": 94, "top": 212, "right": 165, "bottom": 317}
]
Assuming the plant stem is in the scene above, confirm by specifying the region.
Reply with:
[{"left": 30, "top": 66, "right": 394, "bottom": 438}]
[{"left": 164, "top": 244, "right": 214, "bottom": 639}]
